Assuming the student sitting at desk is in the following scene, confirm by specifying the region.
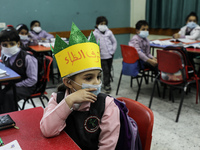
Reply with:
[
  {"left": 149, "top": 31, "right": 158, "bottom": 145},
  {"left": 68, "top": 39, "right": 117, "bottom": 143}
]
[
  {"left": 16, "top": 24, "right": 38, "bottom": 48},
  {"left": 0, "top": 27, "right": 38, "bottom": 113},
  {"left": 29, "top": 20, "right": 54, "bottom": 41},
  {"left": 129, "top": 20, "right": 158, "bottom": 75},
  {"left": 173, "top": 12, "right": 200, "bottom": 40}
]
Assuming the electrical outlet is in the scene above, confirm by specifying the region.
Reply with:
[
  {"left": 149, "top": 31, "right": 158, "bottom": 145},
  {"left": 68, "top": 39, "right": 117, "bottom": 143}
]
[{"left": 0, "top": 23, "right": 6, "bottom": 28}]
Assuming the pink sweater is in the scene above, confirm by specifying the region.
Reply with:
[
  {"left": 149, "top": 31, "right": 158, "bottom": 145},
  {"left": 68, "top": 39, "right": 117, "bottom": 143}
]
[{"left": 40, "top": 90, "right": 120, "bottom": 150}]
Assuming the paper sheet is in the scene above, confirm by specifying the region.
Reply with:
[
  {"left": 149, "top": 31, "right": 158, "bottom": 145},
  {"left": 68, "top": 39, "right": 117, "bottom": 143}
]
[
  {"left": 0, "top": 140, "right": 22, "bottom": 150},
  {"left": 150, "top": 40, "right": 174, "bottom": 46}
]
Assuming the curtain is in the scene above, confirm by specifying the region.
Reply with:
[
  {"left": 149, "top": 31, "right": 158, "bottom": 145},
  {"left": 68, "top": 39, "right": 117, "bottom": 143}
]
[{"left": 146, "top": 0, "right": 200, "bottom": 29}]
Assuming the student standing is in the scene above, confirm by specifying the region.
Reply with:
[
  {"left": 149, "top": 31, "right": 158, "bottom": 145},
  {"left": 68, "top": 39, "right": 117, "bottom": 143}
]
[
  {"left": 29, "top": 20, "right": 54, "bottom": 41},
  {"left": 0, "top": 27, "right": 38, "bottom": 113},
  {"left": 93, "top": 16, "right": 117, "bottom": 93},
  {"left": 173, "top": 12, "right": 200, "bottom": 40},
  {"left": 129, "top": 20, "right": 158, "bottom": 75}
]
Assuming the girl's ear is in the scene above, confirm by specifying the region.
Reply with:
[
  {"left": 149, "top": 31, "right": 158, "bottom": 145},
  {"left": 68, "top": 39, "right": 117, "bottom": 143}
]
[{"left": 63, "top": 77, "right": 73, "bottom": 88}]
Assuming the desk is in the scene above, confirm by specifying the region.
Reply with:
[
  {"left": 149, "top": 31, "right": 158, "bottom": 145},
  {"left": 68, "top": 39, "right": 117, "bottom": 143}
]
[
  {"left": 0, "top": 63, "right": 21, "bottom": 111},
  {"left": 0, "top": 107, "right": 81, "bottom": 150},
  {"left": 29, "top": 45, "right": 60, "bottom": 85}
]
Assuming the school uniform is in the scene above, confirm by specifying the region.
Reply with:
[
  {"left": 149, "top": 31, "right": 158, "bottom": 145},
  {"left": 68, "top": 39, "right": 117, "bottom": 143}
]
[
  {"left": 29, "top": 30, "right": 54, "bottom": 40},
  {"left": 0, "top": 49, "right": 38, "bottom": 113},
  {"left": 40, "top": 89, "right": 120, "bottom": 150},
  {"left": 129, "top": 34, "right": 158, "bottom": 75},
  {"left": 93, "top": 28, "right": 117, "bottom": 88},
  {"left": 178, "top": 25, "right": 200, "bottom": 40}
]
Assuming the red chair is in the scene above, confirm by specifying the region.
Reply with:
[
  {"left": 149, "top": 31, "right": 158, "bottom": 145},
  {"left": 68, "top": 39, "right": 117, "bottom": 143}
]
[
  {"left": 117, "top": 97, "right": 154, "bottom": 150},
  {"left": 19, "top": 55, "right": 53, "bottom": 109},
  {"left": 116, "top": 45, "right": 156, "bottom": 100},
  {"left": 149, "top": 50, "right": 199, "bottom": 122}
]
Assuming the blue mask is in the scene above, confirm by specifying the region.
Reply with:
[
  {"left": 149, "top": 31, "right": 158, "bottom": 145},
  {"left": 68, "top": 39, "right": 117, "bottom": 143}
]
[
  {"left": 71, "top": 80, "right": 102, "bottom": 96},
  {"left": 139, "top": 31, "right": 149, "bottom": 38},
  {"left": 187, "top": 22, "right": 197, "bottom": 29}
]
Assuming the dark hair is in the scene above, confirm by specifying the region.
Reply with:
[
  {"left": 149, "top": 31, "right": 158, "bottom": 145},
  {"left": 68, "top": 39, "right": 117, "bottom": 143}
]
[
  {"left": 185, "top": 12, "right": 198, "bottom": 22},
  {"left": 0, "top": 27, "right": 20, "bottom": 43},
  {"left": 135, "top": 20, "right": 149, "bottom": 30},
  {"left": 16, "top": 24, "right": 29, "bottom": 33},
  {"left": 96, "top": 16, "right": 108, "bottom": 25},
  {"left": 30, "top": 20, "right": 40, "bottom": 28}
]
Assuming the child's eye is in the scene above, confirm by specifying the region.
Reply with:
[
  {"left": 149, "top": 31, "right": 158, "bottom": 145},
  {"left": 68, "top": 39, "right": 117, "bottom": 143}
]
[
  {"left": 85, "top": 77, "right": 92, "bottom": 81},
  {"left": 2, "top": 43, "right": 7, "bottom": 47},
  {"left": 97, "top": 75, "right": 101, "bottom": 80}
]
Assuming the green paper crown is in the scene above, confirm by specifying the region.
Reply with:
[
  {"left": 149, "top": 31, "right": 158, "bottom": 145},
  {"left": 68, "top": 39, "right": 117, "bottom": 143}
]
[{"left": 52, "top": 22, "right": 97, "bottom": 55}]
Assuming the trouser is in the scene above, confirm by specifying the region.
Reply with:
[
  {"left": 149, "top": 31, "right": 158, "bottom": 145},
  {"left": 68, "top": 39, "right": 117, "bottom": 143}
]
[
  {"left": 142, "top": 61, "right": 158, "bottom": 76},
  {"left": 101, "top": 58, "right": 113, "bottom": 87},
  {"left": 0, "top": 84, "right": 36, "bottom": 113}
]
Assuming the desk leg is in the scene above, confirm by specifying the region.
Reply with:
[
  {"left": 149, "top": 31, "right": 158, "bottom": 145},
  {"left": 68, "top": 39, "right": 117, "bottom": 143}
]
[{"left": 12, "top": 83, "right": 18, "bottom": 111}]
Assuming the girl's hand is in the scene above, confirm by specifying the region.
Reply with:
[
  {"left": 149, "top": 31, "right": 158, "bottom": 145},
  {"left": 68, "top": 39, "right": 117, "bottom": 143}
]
[
  {"left": 173, "top": 33, "right": 180, "bottom": 39},
  {"left": 65, "top": 88, "right": 97, "bottom": 108}
]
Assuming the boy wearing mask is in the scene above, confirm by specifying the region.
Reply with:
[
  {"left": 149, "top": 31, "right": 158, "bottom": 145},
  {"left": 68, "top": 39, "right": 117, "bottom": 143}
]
[
  {"left": 129, "top": 20, "right": 157, "bottom": 74},
  {"left": 0, "top": 27, "right": 38, "bottom": 113}
]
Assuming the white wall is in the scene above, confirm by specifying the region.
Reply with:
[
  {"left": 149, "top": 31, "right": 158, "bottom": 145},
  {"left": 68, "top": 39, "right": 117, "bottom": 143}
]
[{"left": 130, "top": 0, "right": 146, "bottom": 28}]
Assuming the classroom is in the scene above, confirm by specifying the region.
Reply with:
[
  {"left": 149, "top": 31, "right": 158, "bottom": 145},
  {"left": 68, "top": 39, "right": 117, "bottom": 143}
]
[{"left": 0, "top": 0, "right": 200, "bottom": 150}]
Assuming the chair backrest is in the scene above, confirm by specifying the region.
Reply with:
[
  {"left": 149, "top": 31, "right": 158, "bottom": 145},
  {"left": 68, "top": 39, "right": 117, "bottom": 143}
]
[
  {"left": 120, "top": 45, "right": 139, "bottom": 64},
  {"left": 116, "top": 97, "right": 154, "bottom": 150},
  {"left": 157, "top": 50, "right": 183, "bottom": 74},
  {"left": 34, "top": 55, "right": 53, "bottom": 94}
]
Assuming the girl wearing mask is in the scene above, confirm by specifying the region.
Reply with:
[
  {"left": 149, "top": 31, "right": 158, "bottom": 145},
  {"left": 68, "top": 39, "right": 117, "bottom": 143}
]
[
  {"left": 29, "top": 20, "right": 54, "bottom": 41},
  {"left": 0, "top": 27, "right": 38, "bottom": 113},
  {"left": 129, "top": 20, "right": 158, "bottom": 74},
  {"left": 93, "top": 16, "right": 117, "bottom": 94},
  {"left": 16, "top": 24, "right": 38, "bottom": 48},
  {"left": 40, "top": 23, "right": 121, "bottom": 150},
  {"left": 173, "top": 12, "right": 200, "bottom": 40}
]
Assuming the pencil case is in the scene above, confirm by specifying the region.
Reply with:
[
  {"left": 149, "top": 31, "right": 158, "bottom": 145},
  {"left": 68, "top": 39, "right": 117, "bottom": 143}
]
[{"left": 0, "top": 114, "right": 18, "bottom": 130}]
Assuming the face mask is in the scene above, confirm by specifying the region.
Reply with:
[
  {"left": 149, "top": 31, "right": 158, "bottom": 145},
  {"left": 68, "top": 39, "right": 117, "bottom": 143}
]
[
  {"left": 33, "top": 27, "right": 42, "bottom": 33},
  {"left": 98, "top": 25, "right": 108, "bottom": 32},
  {"left": 138, "top": 31, "right": 149, "bottom": 38},
  {"left": 71, "top": 80, "right": 102, "bottom": 96},
  {"left": 1, "top": 45, "right": 20, "bottom": 57},
  {"left": 19, "top": 35, "right": 29, "bottom": 40},
  {"left": 187, "top": 22, "right": 197, "bottom": 29}
]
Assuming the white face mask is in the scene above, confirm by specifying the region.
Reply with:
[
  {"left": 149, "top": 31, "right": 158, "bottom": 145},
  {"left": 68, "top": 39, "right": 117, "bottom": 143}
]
[
  {"left": 98, "top": 25, "right": 108, "bottom": 32},
  {"left": 187, "top": 22, "right": 197, "bottom": 29},
  {"left": 138, "top": 31, "right": 149, "bottom": 38},
  {"left": 71, "top": 80, "right": 102, "bottom": 96},
  {"left": 33, "top": 27, "right": 42, "bottom": 33},
  {"left": 19, "top": 35, "right": 29, "bottom": 40},
  {"left": 1, "top": 45, "right": 20, "bottom": 57}
]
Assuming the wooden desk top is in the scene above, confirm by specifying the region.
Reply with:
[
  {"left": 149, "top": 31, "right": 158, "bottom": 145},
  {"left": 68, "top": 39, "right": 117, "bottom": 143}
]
[
  {"left": 0, "top": 63, "right": 21, "bottom": 82},
  {"left": 29, "top": 45, "right": 51, "bottom": 52},
  {"left": 0, "top": 107, "right": 81, "bottom": 150}
]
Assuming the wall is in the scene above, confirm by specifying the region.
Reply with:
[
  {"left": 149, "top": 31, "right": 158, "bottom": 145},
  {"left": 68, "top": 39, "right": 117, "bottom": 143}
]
[{"left": 0, "top": 0, "right": 130, "bottom": 59}]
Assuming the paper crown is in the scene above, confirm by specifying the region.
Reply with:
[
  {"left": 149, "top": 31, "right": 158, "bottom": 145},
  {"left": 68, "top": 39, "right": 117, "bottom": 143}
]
[{"left": 51, "top": 23, "right": 101, "bottom": 78}]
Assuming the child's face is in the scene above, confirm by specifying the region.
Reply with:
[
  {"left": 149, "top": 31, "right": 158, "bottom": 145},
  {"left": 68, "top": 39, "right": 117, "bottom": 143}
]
[
  {"left": 136, "top": 25, "right": 149, "bottom": 34},
  {"left": 186, "top": 16, "right": 197, "bottom": 23},
  {"left": 64, "top": 69, "right": 101, "bottom": 91},
  {"left": 1, "top": 41, "right": 20, "bottom": 48},
  {"left": 19, "top": 29, "right": 28, "bottom": 35},
  {"left": 31, "top": 22, "right": 40, "bottom": 30}
]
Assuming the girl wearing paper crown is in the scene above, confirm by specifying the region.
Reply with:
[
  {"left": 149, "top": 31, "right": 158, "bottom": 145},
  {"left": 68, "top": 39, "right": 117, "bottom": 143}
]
[
  {"left": 40, "top": 23, "right": 121, "bottom": 150},
  {"left": 40, "top": 23, "right": 142, "bottom": 150}
]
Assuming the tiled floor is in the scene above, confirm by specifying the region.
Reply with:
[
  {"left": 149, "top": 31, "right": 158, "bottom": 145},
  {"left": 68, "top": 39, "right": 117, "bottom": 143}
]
[{"left": 18, "top": 58, "right": 200, "bottom": 150}]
